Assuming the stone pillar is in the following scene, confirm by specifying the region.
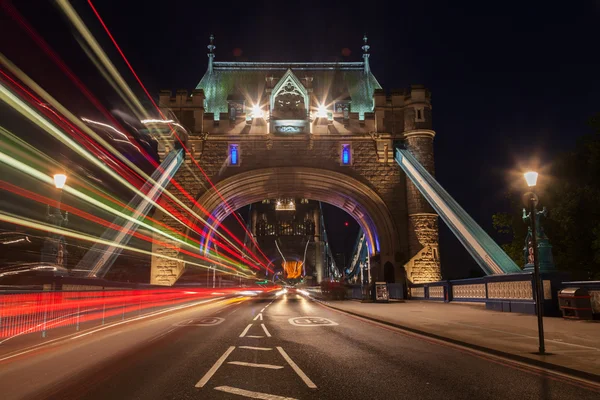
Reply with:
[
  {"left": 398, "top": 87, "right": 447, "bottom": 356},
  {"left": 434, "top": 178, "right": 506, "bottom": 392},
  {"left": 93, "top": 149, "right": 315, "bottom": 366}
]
[{"left": 403, "top": 85, "right": 441, "bottom": 283}]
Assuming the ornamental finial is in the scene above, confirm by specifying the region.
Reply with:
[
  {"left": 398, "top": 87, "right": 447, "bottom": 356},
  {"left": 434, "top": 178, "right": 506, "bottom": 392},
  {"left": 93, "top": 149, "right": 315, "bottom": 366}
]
[
  {"left": 362, "top": 34, "right": 370, "bottom": 53},
  {"left": 207, "top": 34, "right": 216, "bottom": 73},
  {"left": 207, "top": 34, "right": 215, "bottom": 53},
  {"left": 362, "top": 34, "right": 370, "bottom": 74}
]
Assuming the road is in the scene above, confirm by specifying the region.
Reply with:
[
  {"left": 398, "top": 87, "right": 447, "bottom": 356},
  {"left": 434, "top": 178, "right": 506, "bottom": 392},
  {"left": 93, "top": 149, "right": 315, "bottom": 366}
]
[{"left": 0, "top": 292, "right": 598, "bottom": 400}]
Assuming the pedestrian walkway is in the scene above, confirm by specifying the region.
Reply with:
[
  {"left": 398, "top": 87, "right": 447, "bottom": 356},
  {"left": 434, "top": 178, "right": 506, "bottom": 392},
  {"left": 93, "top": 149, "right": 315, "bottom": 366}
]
[{"left": 321, "top": 300, "right": 600, "bottom": 380}]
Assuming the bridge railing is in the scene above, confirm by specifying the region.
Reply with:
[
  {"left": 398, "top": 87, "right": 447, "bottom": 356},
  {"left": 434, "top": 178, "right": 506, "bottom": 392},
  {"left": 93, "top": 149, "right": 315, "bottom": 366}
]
[{"left": 407, "top": 272, "right": 592, "bottom": 316}]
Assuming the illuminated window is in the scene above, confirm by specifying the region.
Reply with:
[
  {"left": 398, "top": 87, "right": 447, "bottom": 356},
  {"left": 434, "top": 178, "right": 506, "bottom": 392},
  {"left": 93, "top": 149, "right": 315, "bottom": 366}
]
[
  {"left": 341, "top": 144, "right": 351, "bottom": 165},
  {"left": 229, "top": 144, "right": 239, "bottom": 166}
]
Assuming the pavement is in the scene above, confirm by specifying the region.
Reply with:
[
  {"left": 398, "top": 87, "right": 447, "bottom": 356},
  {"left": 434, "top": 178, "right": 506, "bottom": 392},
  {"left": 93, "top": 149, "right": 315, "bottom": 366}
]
[
  {"left": 0, "top": 293, "right": 598, "bottom": 399},
  {"left": 320, "top": 299, "right": 600, "bottom": 380}
]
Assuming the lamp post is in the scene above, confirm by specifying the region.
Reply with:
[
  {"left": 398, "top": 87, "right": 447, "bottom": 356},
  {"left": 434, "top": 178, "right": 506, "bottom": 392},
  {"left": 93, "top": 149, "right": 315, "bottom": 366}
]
[
  {"left": 42, "top": 173, "right": 68, "bottom": 267},
  {"left": 524, "top": 171, "right": 545, "bottom": 355}
]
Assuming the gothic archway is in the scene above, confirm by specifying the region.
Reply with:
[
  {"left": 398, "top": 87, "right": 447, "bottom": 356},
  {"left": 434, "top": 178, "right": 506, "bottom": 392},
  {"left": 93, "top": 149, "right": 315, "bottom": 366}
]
[{"left": 188, "top": 167, "right": 400, "bottom": 282}]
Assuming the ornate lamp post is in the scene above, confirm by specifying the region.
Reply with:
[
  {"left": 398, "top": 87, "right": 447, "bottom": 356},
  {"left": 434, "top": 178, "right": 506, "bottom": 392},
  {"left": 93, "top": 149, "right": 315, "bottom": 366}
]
[
  {"left": 41, "top": 173, "right": 68, "bottom": 268},
  {"left": 523, "top": 171, "right": 545, "bottom": 354}
]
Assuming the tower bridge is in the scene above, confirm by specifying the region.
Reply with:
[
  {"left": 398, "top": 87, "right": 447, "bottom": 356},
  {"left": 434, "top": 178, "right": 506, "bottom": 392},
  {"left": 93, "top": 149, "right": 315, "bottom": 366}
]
[{"left": 150, "top": 35, "right": 442, "bottom": 286}]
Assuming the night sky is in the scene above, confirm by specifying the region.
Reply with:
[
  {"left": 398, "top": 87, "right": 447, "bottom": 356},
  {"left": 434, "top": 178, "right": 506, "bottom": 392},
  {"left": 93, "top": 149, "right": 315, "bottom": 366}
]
[{"left": 2, "top": 0, "right": 599, "bottom": 279}]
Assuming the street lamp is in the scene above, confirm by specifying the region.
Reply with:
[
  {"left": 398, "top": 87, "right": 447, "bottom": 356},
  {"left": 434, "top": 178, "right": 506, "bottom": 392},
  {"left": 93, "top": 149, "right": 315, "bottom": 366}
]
[
  {"left": 524, "top": 171, "right": 545, "bottom": 354},
  {"left": 53, "top": 173, "right": 67, "bottom": 189},
  {"left": 42, "top": 172, "right": 68, "bottom": 271}
]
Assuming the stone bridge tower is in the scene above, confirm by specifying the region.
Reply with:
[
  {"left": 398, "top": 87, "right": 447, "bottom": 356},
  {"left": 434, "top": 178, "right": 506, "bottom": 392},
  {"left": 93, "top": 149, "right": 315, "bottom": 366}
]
[{"left": 149, "top": 35, "right": 441, "bottom": 285}]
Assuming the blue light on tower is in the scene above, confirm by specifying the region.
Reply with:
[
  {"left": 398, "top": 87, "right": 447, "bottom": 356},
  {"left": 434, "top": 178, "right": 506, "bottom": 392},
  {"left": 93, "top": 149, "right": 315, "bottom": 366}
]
[
  {"left": 342, "top": 144, "right": 351, "bottom": 165},
  {"left": 230, "top": 144, "right": 238, "bottom": 165}
]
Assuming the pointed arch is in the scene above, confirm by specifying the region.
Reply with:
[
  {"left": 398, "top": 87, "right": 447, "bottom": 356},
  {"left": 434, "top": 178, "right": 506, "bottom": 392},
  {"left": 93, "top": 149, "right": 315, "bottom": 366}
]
[{"left": 270, "top": 69, "right": 309, "bottom": 115}]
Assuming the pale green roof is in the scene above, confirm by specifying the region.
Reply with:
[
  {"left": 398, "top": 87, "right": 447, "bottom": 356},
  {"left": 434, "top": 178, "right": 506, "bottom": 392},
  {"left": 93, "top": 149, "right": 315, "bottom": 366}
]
[{"left": 196, "top": 62, "right": 381, "bottom": 118}]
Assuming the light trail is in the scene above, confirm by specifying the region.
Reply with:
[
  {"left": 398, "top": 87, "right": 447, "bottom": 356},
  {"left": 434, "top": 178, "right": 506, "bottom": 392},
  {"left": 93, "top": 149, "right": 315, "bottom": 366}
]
[
  {"left": 0, "top": 181, "right": 248, "bottom": 273},
  {"left": 3, "top": 2, "right": 272, "bottom": 272},
  {"left": 0, "top": 211, "right": 248, "bottom": 276},
  {"left": 0, "top": 77, "right": 261, "bottom": 271},
  {"left": 85, "top": 0, "right": 272, "bottom": 269}
]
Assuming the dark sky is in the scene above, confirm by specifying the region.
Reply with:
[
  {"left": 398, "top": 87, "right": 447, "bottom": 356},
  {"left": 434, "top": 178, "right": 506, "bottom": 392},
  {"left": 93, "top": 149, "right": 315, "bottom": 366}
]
[{"left": 3, "top": 0, "right": 600, "bottom": 279}]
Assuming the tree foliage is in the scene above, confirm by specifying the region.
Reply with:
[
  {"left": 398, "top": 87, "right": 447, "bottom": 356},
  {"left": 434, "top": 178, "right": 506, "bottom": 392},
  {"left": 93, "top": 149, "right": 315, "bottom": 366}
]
[{"left": 493, "top": 117, "right": 600, "bottom": 280}]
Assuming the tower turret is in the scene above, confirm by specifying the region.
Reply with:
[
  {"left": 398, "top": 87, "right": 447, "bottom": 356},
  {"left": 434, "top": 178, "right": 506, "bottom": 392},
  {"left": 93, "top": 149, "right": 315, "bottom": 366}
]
[{"left": 403, "top": 85, "right": 441, "bottom": 283}]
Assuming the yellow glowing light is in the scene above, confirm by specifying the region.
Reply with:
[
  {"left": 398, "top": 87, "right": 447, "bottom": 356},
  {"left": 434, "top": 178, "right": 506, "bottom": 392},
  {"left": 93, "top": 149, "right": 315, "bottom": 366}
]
[
  {"left": 53, "top": 173, "right": 67, "bottom": 189},
  {"left": 252, "top": 104, "right": 264, "bottom": 119},
  {"left": 317, "top": 104, "right": 327, "bottom": 118},
  {"left": 524, "top": 171, "right": 538, "bottom": 187}
]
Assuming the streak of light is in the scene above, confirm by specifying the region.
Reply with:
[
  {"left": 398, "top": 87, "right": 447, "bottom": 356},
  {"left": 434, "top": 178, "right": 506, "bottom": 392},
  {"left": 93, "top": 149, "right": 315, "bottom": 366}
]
[
  {"left": 0, "top": 149, "right": 252, "bottom": 271},
  {"left": 3, "top": 4, "right": 271, "bottom": 271},
  {"left": 0, "top": 210, "right": 248, "bottom": 277},
  {"left": 0, "top": 81, "right": 259, "bottom": 271},
  {"left": 85, "top": 0, "right": 272, "bottom": 269},
  {"left": 0, "top": 181, "right": 247, "bottom": 273},
  {"left": 0, "top": 126, "right": 255, "bottom": 271},
  {"left": 81, "top": 117, "right": 131, "bottom": 142}
]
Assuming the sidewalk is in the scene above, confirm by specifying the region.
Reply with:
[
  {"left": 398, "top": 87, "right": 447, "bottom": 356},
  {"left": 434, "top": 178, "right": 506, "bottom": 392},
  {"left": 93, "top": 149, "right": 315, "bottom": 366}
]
[{"left": 320, "top": 300, "right": 600, "bottom": 380}]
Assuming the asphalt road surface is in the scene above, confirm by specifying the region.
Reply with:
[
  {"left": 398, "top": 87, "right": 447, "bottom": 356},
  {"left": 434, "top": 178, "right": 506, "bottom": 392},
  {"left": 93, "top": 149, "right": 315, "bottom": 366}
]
[{"left": 0, "top": 292, "right": 599, "bottom": 400}]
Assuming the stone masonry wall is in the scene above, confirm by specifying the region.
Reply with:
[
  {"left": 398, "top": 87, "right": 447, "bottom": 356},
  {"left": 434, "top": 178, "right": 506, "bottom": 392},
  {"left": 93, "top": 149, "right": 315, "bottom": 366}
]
[{"left": 151, "top": 135, "right": 408, "bottom": 284}]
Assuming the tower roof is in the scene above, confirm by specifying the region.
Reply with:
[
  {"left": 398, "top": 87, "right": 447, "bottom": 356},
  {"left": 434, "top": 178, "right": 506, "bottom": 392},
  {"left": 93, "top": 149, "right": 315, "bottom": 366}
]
[{"left": 196, "top": 61, "right": 381, "bottom": 118}]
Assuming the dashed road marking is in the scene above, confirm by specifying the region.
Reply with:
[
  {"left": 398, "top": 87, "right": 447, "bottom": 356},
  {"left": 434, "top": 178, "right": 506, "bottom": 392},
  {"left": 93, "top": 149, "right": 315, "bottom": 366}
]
[
  {"left": 253, "top": 313, "right": 263, "bottom": 321},
  {"left": 195, "top": 346, "right": 235, "bottom": 388},
  {"left": 276, "top": 347, "right": 317, "bottom": 389},
  {"left": 239, "top": 324, "right": 252, "bottom": 337},
  {"left": 239, "top": 346, "right": 272, "bottom": 351},
  {"left": 261, "top": 324, "right": 272, "bottom": 337},
  {"left": 214, "top": 386, "right": 297, "bottom": 399},
  {"left": 260, "top": 307, "right": 266, "bottom": 313},
  {"left": 228, "top": 361, "right": 284, "bottom": 369}
]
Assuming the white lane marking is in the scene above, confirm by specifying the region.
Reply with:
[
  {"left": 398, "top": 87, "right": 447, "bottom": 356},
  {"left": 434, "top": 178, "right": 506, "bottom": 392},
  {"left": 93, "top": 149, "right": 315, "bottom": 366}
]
[
  {"left": 195, "top": 346, "right": 236, "bottom": 387},
  {"left": 227, "top": 361, "right": 283, "bottom": 369},
  {"left": 253, "top": 313, "right": 263, "bottom": 321},
  {"left": 246, "top": 335, "right": 264, "bottom": 338},
  {"left": 276, "top": 347, "right": 317, "bottom": 388},
  {"left": 260, "top": 307, "right": 266, "bottom": 313},
  {"left": 70, "top": 298, "right": 223, "bottom": 340},
  {"left": 228, "top": 307, "right": 240, "bottom": 316},
  {"left": 239, "top": 324, "right": 252, "bottom": 337},
  {"left": 239, "top": 346, "right": 272, "bottom": 351},
  {"left": 214, "top": 386, "right": 297, "bottom": 399},
  {"left": 261, "top": 324, "right": 272, "bottom": 337}
]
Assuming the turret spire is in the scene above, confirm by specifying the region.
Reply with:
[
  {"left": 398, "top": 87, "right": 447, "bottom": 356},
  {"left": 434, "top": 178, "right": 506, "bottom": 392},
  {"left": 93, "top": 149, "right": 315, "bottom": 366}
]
[
  {"left": 207, "top": 34, "right": 216, "bottom": 73},
  {"left": 362, "top": 34, "right": 370, "bottom": 74}
]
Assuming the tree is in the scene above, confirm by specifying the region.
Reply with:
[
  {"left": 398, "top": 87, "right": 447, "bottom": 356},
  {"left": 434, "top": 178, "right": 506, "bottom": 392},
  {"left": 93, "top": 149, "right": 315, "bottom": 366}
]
[{"left": 493, "top": 117, "right": 600, "bottom": 280}]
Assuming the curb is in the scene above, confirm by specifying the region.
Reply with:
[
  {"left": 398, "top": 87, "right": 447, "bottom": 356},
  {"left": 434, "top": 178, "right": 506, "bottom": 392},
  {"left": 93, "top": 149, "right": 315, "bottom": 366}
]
[{"left": 317, "top": 301, "right": 600, "bottom": 385}]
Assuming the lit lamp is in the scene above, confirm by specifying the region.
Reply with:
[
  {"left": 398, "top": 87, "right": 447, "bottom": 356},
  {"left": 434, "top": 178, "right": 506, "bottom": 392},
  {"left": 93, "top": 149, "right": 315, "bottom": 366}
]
[
  {"left": 53, "top": 173, "right": 67, "bottom": 189},
  {"left": 523, "top": 170, "right": 545, "bottom": 354},
  {"left": 252, "top": 104, "right": 264, "bottom": 119},
  {"left": 41, "top": 172, "right": 69, "bottom": 275},
  {"left": 317, "top": 104, "right": 328, "bottom": 118}
]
